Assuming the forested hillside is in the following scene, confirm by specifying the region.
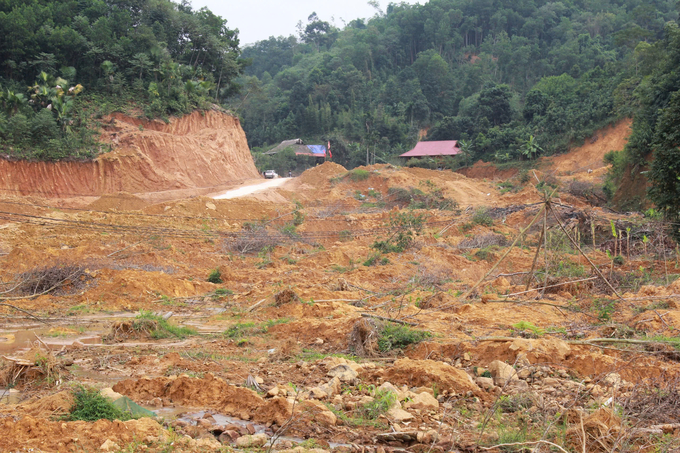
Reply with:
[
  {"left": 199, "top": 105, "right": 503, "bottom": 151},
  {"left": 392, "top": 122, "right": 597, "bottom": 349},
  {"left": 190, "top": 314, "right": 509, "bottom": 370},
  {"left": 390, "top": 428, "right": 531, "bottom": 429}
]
[
  {"left": 231, "top": 0, "right": 678, "bottom": 170},
  {"left": 0, "top": 0, "right": 243, "bottom": 160}
]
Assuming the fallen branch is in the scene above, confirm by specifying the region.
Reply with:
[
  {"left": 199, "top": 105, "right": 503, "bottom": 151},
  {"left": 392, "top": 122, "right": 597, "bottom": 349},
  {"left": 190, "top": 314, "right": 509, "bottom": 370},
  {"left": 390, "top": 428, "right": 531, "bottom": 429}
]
[
  {"left": 0, "top": 303, "right": 51, "bottom": 324},
  {"left": 360, "top": 313, "right": 418, "bottom": 326},
  {"left": 504, "top": 277, "right": 598, "bottom": 297},
  {"left": 246, "top": 298, "right": 267, "bottom": 312}
]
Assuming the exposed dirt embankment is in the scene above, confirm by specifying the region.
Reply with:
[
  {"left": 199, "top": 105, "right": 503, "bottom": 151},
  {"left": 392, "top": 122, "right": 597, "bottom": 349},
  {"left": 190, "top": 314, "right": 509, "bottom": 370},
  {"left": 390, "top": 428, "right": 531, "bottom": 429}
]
[{"left": 0, "top": 110, "right": 259, "bottom": 199}]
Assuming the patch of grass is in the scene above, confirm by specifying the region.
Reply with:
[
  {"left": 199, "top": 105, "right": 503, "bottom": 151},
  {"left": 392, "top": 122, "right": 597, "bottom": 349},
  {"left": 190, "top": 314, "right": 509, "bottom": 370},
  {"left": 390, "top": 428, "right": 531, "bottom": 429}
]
[
  {"left": 224, "top": 318, "right": 291, "bottom": 339},
  {"left": 511, "top": 321, "right": 545, "bottom": 338},
  {"left": 363, "top": 252, "right": 389, "bottom": 266},
  {"left": 357, "top": 389, "right": 396, "bottom": 419},
  {"left": 472, "top": 208, "right": 493, "bottom": 227},
  {"left": 134, "top": 311, "right": 197, "bottom": 339},
  {"left": 207, "top": 268, "right": 223, "bottom": 284},
  {"left": 347, "top": 169, "right": 371, "bottom": 181},
  {"left": 324, "top": 403, "right": 388, "bottom": 429},
  {"left": 592, "top": 298, "right": 617, "bottom": 323},
  {"left": 179, "top": 350, "right": 227, "bottom": 361},
  {"left": 378, "top": 323, "right": 432, "bottom": 352},
  {"left": 295, "top": 349, "right": 357, "bottom": 362},
  {"left": 68, "top": 386, "right": 131, "bottom": 421}
]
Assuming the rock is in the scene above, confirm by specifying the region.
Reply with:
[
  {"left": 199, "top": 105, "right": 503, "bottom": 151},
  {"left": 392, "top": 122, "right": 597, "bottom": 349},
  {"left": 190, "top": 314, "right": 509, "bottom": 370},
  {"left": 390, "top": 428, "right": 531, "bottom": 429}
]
[
  {"left": 603, "top": 373, "right": 622, "bottom": 387},
  {"left": 100, "top": 440, "right": 120, "bottom": 452},
  {"left": 507, "top": 380, "right": 529, "bottom": 391},
  {"left": 235, "top": 434, "right": 268, "bottom": 448},
  {"left": 416, "top": 430, "right": 439, "bottom": 444},
  {"left": 246, "top": 423, "right": 256, "bottom": 435},
  {"left": 314, "top": 338, "right": 324, "bottom": 345},
  {"left": 318, "top": 376, "right": 341, "bottom": 397},
  {"left": 488, "top": 360, "right": 518, "bottom": 386},
  {"left": 463, "top": 352, "right": 471, "bottom": 361},
  {"left": 218, "top": 430, "right": 240, "bottom": 443},
  {"left": 196, "top": 418, "right": 213, "bottom": 428},
  {"left": 266, "top": 386, "right": 279, "bottom": 397},
  {"left": 300, "top": 400, "right": 337, "bottom": 427},
  {"left": 413, "top": 386, "right": 435, "bottom": 396},
  {"left": 475, "top": 377, "right": 495, "bottom": 390},
  {"left": 255, "top": 376, "right": 264, "bottom": 384},
  {"left": 387, "top": 406, "right": 414, "bottom": 422},
  {"left": 386, "top": 359, "right": 481, "bottom": 395},
  {"left": 308, "top": 387, "right": 328, "bottom": 399},
  {"left": 99, "top": 388, "right": 124, "bottom": 401},
  {"left": 377, "top": 382, "right": 401, "bottom": 398},
  {"left": 205, "top": 202, "right": 217, "bottom": 210},
  {"left": 404, "top": 392, "right": 439, "bottom": 411},
  {"left": 327, "top": 364, "right": 358, "bottom": 382}
]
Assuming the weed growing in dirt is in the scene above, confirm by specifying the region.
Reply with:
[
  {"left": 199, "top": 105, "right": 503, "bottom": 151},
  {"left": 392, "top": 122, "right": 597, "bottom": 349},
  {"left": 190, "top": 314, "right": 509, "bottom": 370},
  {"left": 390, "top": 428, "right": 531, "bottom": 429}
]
[
  {"left": 324, "top": 403, "right": 388, "bottom": 429},
  {"left": 510, "top": 321, "right": 545, "bottom": 338},
  {"left": 363, "top": 252, "right": 389, "bottom": 266},
  {"left": 592, "top": 298, "right": 617, "bottom": 322},
  {"left": 207, "top": 268, "right": 223, "bottom": 283},
  {"left": 295, "top": 349, "right": 357, "bottom": 362},
  {"left": 372, "top": 211, "right": 427, "bottom": 253},
  {"left": 224, "top": 319, "right": 291, "bottom": 339},
  {"left": 68, "top": 386, "right": 131, "bottom": 421},
  {"left": 357, "top": 389, "right": 396, "bottom": 419},
  {"left": 472, "top": 208, "right": 493, "bottom": 227},
  {"left": 377, "top": 323, "right": 432, "bottom": 352},
  {"left": 134, "top": 311, "right": 197, "bottom": 339},
  {"left": 347, "top": 169, "right": 371, "bottom": 181}
]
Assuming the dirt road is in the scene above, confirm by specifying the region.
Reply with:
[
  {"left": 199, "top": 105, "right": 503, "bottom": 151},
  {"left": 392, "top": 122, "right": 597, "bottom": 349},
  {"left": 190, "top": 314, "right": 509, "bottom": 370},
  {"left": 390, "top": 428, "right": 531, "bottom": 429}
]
[{"left": 212, "top": 177, "right": 290, "bottom": 200}]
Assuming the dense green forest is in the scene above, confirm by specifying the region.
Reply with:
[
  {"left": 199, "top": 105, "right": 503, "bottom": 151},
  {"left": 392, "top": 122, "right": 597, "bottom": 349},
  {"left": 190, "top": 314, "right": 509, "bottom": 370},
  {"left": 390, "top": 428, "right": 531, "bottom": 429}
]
[
  {"left": 604, "top": 19, "right": 680, "bottom": 223},
  {"left": 0, "top": 0, "right": 243, "bottom": 159},
  {"left": 231, "top": 0, "right": 678, "bottom": 171}
]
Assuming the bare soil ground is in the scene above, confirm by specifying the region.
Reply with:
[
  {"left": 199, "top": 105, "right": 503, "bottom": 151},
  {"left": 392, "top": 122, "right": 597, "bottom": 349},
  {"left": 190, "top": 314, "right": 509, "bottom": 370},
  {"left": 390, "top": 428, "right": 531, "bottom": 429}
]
[{"left": 1, "top": 126, "right": 679, "bottom": 453}]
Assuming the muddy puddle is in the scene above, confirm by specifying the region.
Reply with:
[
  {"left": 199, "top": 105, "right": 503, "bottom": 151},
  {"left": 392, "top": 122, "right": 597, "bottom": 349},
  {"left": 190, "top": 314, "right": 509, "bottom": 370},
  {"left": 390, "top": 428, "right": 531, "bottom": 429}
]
[
  {"left": 159, "top": 409, "right": 350, "bottom": 448},
  {"left": 0, "top": 389, "right": 21, "bottom": 404},
  {"left": 0, "top": 329, "right": 103, "bottom": 354}
]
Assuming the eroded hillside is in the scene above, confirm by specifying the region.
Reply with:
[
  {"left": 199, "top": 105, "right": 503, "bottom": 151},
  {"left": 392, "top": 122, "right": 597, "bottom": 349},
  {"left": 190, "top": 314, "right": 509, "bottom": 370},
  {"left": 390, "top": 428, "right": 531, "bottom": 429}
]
[{"left": 0, "top": 127, "right": 679, "bottom": 453}]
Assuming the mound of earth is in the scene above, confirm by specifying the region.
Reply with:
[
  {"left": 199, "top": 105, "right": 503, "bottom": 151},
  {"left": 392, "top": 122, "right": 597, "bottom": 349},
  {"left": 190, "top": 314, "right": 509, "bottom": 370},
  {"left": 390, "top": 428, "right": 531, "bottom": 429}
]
[{"left": 0, "top": 110, "right": 258, "bottom": 200}]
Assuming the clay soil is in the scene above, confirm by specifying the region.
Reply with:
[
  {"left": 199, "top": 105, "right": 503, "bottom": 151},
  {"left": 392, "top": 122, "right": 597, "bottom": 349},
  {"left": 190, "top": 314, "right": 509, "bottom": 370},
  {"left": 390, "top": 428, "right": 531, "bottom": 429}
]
[{"left": 1, "top": 120, "right": 679, "bottom": 453}]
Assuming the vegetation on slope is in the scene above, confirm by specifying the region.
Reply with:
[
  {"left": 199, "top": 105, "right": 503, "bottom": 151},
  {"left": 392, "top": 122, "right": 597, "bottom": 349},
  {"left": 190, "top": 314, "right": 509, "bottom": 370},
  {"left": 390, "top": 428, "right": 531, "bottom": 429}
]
[
  {"left": 0, "top": 0, "right": 244, "bottom": 160},
  {"left": 230, "top": 0, "right": 678, "bottom": 170}
]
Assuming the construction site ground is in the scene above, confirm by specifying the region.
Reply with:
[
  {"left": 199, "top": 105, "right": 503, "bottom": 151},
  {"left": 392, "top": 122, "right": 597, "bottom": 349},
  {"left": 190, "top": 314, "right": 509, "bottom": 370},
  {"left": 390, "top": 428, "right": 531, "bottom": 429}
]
[{"left": 2, "top": 118, "right": 680, "bottom": 453}]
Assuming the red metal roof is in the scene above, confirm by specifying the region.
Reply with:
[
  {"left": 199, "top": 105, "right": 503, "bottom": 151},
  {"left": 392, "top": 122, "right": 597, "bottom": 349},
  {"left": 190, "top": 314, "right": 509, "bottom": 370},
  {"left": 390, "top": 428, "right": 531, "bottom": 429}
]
[{"left": 400, "top": 140, "right": 460, "bottom": 158}]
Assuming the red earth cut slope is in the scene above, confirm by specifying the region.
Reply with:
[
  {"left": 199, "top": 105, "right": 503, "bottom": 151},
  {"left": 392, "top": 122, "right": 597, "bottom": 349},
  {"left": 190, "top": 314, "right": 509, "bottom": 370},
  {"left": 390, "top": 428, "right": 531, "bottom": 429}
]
[{"left": 0, "top": 110, "right": 259, "bottom": 198}]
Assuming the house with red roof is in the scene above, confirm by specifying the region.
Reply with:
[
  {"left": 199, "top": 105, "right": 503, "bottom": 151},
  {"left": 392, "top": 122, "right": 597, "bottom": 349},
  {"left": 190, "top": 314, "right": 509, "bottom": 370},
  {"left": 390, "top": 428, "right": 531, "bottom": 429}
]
[{"left": 399, "top": 140, "right": 461, "bottom": 159}]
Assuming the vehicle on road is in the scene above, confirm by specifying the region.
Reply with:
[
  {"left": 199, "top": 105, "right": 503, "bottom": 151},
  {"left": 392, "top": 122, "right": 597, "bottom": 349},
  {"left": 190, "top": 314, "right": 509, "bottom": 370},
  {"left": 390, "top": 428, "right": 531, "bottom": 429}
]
[{"left": 264, "top": 170, "right": 278, "bottom": 179}]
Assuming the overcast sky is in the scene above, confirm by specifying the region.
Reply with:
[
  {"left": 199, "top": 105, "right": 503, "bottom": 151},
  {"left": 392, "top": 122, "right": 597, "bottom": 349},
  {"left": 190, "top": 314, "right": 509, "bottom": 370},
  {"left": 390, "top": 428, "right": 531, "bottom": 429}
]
[{"left": 189, "top": 0, "right": 421, "bottom": 46}]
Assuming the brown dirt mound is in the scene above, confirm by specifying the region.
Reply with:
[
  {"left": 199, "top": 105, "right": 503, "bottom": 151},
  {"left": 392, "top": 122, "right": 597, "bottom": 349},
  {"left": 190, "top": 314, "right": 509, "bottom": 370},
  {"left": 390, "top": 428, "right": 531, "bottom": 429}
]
[
  {"left": 87, "top": 192, "right": 149, "bottom": 211},
  {"left": 297, "top": 161, "right": 347, "bottom": 188},
  {"left": 112, "top": 374, "right": 292, "bottom": 425},
  {"left": 0, "top": 415, "right": 161, "bottom": 452},
  {"left": 380, "top": 358, "right": 482, "bottom": 396},
  {"left": 0, "top": 110, "right": 258, "bottom": 199},
  {"left": 13, "top": 390, "right": 74, "bottom": 418}
]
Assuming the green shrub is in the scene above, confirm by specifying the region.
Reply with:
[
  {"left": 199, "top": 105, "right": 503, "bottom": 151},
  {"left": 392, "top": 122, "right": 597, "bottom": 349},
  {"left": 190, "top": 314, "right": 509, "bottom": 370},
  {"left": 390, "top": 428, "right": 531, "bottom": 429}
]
[
  {"left": 207, "top": 268, "right": 223, "bottom": 284},
  {"left": 134, "top": 311, "right": 197, "bottom": 339},
  {"left": 378, "top": 323, "right": 432, "bottom": 352},
  {"left": 68, "top": 386, "right": 130, "bottom": 421},
  {"left": 372, "top": 211, "right": 427, "bottom": 253},
  {"left": 472, "top": 208, "right": 493, "bottom": 227},
  {"left": 348, "top": 169, "right": 371, "bottom": 181},
  {"left": 357, "top": 390, "right": 396, "bottom": 419}
]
